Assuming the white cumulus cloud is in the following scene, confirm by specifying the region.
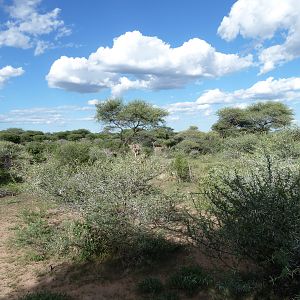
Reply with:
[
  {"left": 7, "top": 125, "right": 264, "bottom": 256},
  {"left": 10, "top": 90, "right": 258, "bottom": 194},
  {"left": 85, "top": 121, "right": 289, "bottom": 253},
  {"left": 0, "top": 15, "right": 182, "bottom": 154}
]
[
  {"left": 0, "top": 65, "right": 24, "bottom": 87},
  {"left": 218, "top": 0, "right": 300, "bottom": 73},
  {"left": 0, "top": 0, "right": 71, "bottom": 55},
  {"left": 167, "top": 77, "right": 300, "bottom": 114},
  {"left": 46, "top": 31, "right": 253, "bottom": 95}
]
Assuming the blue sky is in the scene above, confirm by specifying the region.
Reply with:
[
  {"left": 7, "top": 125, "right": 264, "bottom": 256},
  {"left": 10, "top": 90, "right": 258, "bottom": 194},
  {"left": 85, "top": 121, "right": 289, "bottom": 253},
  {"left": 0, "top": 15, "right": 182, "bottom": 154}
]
[{"left": 0, "top": 0, "right": 300, "bottom": 132}]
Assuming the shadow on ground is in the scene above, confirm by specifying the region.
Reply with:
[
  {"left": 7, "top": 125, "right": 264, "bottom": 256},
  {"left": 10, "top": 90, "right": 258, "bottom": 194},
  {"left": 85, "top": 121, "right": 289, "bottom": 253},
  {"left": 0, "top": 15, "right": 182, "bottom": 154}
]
[{"left": 4, "top": 246, "right": 217, "bottom": 300}]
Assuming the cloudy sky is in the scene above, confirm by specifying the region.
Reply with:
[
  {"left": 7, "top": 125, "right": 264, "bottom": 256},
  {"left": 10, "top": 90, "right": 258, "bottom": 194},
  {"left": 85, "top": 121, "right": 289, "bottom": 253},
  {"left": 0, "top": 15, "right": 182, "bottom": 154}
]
[{"left": 0, "top": 0, "right": 300, "bottom": 132}]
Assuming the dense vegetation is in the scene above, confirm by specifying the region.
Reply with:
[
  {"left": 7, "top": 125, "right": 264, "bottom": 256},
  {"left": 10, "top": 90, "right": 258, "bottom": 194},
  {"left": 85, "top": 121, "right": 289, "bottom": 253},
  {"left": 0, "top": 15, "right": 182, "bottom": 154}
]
[{"left": 1, "top": 100, "right": 300, "bottom": 299}]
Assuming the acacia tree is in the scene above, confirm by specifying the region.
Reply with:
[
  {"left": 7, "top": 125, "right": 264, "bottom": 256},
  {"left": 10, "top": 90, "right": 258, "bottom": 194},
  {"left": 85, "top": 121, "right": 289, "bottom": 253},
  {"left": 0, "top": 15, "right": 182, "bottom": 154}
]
[
  {"left": 212, "top": 102, "right": 294, "bottom": 137},
  {"left": 96, "top": 98, "right": 168, "bottom": 143}
]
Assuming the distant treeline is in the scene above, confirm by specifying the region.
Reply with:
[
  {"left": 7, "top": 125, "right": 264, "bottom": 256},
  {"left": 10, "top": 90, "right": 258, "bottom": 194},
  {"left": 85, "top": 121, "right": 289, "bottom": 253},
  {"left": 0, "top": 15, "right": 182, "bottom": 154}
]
[
  {"left": 0, "top": 100, "right": 296, "bottom": 157},
  {"left": 0, "top": 128, "right": 105, "bottom": 143}
]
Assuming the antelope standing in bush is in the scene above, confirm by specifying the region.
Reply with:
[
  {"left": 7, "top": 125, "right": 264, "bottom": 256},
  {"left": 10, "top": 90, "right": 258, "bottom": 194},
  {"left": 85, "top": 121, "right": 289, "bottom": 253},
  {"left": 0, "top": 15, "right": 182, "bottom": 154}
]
[{"left": 129, "top": 144, "right": 141, "bottom": 158}]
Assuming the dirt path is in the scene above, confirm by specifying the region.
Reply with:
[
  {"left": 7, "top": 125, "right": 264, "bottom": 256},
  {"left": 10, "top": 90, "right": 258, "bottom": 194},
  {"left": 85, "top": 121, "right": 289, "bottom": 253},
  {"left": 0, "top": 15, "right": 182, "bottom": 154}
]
[
  {"left": 0, "top": 198, "right": 16, "bottom": 297},
  {"left": 0, "top": 195, "right": 44, "bottom": 299}
]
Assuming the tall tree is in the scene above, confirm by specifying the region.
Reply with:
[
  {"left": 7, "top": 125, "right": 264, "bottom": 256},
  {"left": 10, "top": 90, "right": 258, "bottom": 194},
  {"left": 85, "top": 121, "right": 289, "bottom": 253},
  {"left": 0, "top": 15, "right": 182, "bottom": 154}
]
[
  {"left": 212, "top": 102, "right": 294, "bottom": 136},
  {"left": 96, "top": 98, "right": 168, "bottom": 143}
]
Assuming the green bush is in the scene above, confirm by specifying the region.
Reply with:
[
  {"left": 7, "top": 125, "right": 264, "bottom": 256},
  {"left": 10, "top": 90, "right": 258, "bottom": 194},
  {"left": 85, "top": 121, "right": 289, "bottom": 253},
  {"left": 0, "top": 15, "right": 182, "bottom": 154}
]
[
  {"left": 263, "top": 131, "right": 300, "bottom": 159},
  {"left": 25, "top": 142, "right": 46, "bottom": 162},
  {"left": 168, "top": 265, "right": 211, "bottom": 295},
  {"left": 88, "top": 145, "right": 110, "bottom": 162},
  {"left": 25, "top": 155, "right": 179, "bottom": 263},
  {"left": 174, "top": 140, "right": 200, "bottom": 154},
  {"left": 32, "top": 134, "right": 48, "bottom": 142},
  {"left": 173, "top": 128, "right": 221, "bottom": 155},
  {"left": 221, "top": 134, "right": 260, "bottom": 158},
  {"left": 0, "top": 141, "right": 26, "bottom": 185},
  {"left": 196, "top": 132, "right": 222, "bottom": 155},
  {"left": 137, "top": 277, "right": 164, "bottom": 295},
  {"left": 187, "top": 154, "right": 300, "bottom": 297},
  {"left": 130, "top": 233, "right": 179, "bottom": 263},
  {"left": 67, "top": 133, "right": 84, "bottom": 141},
  {"left": 171, "top": 154, "right": 191, "bottom": 182},
  {"left": 0, "top": 132, "right": 21, "bottom": 143},
  {"left": 54, "top": 142, "right": 91, "bottom": 166},
  {"left": 215, "top": 271, "right": 259, "bottom": 299}
]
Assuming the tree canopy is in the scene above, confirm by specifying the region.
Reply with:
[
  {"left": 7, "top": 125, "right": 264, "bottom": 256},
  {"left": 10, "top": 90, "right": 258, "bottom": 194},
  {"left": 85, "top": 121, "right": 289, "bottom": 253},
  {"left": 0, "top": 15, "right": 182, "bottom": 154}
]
[
  {"left": 212, "top": 101, "right": 294, "bottom": 136},
  {"left": 95, "top": 98, "right": 168, "bottom": 142}
]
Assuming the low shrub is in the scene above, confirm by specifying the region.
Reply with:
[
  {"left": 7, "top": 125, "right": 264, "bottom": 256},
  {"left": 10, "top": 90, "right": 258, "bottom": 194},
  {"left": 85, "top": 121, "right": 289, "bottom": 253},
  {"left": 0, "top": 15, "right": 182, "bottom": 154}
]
[
  {"left": 0, "top": 141, "right": 27, "bottom": 185},
  {"left": 130, "top": 234, "right": 179, "bottom": 263},
  {"left": 174, "top": 140, "right": 200, "bottom": 154},
  {"left": 263, "top": 131, "right": 300, "bottom": 159},
  {"left": 15, "top": 209, "right": 56, "bottom": 261},
  {"left": 54, "top": 141, "right": 91, "bottom": 166},
  {"left": 215, "top": 271, "right": 260, "bottom": 299},
  {"left": 25, "top": 142, "right": 46, "bottom": 162},
  {"left": 221, "top": 134, "right": 260, "bottom": 158},
  {"left": 168, "top": 265, "right": 211, "bottom": 295},
  {"left": 0, "top": 131, "right": 21, "bottom": 143},
  {"left": 187, "top": 154, "right": 300, "bottom": 297},
  {"left": 171, "top": 154, "right": 191, "bottom": 182},
  {"left": 137, "top": 277, "right": 164, "bottom": 295},
  {"left": 25, "top": 155, "right": 179, "bottom": 264}
]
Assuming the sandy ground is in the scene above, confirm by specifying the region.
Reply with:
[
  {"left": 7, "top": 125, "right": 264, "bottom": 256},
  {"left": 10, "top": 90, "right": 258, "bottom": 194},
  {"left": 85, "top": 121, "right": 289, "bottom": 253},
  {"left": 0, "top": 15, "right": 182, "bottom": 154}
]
[
  {"left": 0, "top": 195, "right": 215, "bottom": 300},
  {"left": 0, "top": 195, "right": 46, "bottom": 299},
  {"left": 0, "top": 195, "right": 140, "bottom": 300}
]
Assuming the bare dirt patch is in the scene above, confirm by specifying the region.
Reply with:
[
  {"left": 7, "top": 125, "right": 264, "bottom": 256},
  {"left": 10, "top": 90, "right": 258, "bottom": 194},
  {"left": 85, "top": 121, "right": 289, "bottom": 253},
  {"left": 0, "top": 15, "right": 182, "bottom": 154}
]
[{"left": 0, "top": 194, "right": 216, "bottom": 300}]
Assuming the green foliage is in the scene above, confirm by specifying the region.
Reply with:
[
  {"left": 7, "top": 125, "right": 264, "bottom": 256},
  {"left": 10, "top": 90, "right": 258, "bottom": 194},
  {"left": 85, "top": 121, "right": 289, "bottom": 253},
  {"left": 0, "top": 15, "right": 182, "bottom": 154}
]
[
  {"left": 174, "top": 126, "right": 204, "bottom": 141},
  {"left": 0, "top": 129, "right": 49, "bottom": 144},
  {"left": 188, "top": 154, "right": 300, "bottom": 297},
  {"left": 0, "top": 128, "right": 93, "bottom": 144},
  {"left": 0, "top": 141, "right": 26, "bottom": 185},
  {"left": 172, "top": 154, "right": 191, "bottom": 182},
  {"left": 15, "top": 209, "right": 56, "bottom": 261},
  {"left": 25, "top": 142, "right": 47, "bottom": 162},
  {"left": 25, "top": 155, "right": 179, "bottom": 264},
  {"left": 96, "top": 98, "right": 168, "bottom": 142},
  {"left": 137, "top": 277, "right": 164, "bottom": 295},
  {"left": 52, "top": 131, "right": 69, "bottom": 140},
  {"left": 221, "top": 133, "right": 261, "bottom": 158},
  {"left": 128, "top": 233, "right": 179, "bottom": 264},
  {"left": 0, "top": 131, "right": 21, "bottom": 143},
  {"left": 0, "top": 161, "right": 10, "bottom": 184},
  {"left": 19, "top": 291, "right": 71, "bottom": 300},
  {"left": 32, "top": 134, "right": 48, "bottom": 142},
  {"left": 212, "top": 102, "right": 293, "bottom": 136},
  {"left": 54, "top": 141, "right": 91, "bottom": 166},
  {"left": 174, "top": 140, "right": 200, "bottom": 154},
  {"left": 58, "top": 221, "right": 104, "bottom": 261},
  {"left": 132, "top": 126, "right": 175, "bottom": 149},
  {"left": 20, "top": 131, "right": 45, "bottom": 143},
  {"left": 262, "top": 129, "right": 300, "bottom": 159},
  {"left": 173, "top": 127, "right": 205, "bottom": 155},
  {"left": 168, "top": 265, "right": 211, "bottom": 295},
  {"left": 67, "top": 133, "right": 85, "bottom": 141},
  {"left": 174, "top": 129, "right": 221, "bottom": 155},
  {"left": 215, "top": 271, "right": 259, "bottom": 299}
]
